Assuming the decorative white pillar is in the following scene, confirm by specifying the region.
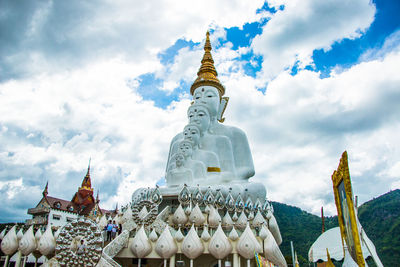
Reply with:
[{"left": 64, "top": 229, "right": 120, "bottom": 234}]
[
  {"left": 233, "top": 253, "right": 239, "bottom": 267},
  {"left": 3, "top": 255, "right": 9, "bottom": 267},
  {"left": 15, "top": 250, "right": 22, "bottom": 267},
  {"left": 169, "top": 255, "right": 175, "bottom": 267},
  {"left": 22, "top": 255, "right": 27, "bottom": 267}
]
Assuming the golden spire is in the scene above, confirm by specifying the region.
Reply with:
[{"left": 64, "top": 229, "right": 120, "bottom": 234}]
[
  {"left": 190, "top": 31, "right": 225, "bottom": 97},
  {"left": 80, "top": 159, "right": 93, "bottom": 190}
]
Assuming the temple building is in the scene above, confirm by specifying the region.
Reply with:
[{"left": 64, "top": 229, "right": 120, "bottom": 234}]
[{"left": 26, "top": 164, "right": 117, "bottom": 230}]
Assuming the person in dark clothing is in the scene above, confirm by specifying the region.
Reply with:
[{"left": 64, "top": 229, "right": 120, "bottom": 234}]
[
  {"left": 106, "top": 220, "right": 113, "bottom": 241},
  {"left": 118, "top": 223, "right": 122, "bottom": 235}
]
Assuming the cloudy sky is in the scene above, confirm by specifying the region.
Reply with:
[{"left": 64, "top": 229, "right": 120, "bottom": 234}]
[{"left": 1, "top": 0, "right": 400, "bottom": 222}]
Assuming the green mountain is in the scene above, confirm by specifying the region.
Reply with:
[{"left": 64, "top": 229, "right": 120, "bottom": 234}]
[
  {"left": 273, "top": 189, "right": 400, "bottom": 266},
  {"left": 357, "top": 189, "right": 400, "bottom": 266}
]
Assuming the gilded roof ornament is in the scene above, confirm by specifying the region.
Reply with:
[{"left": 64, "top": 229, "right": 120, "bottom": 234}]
[{"left": 190, "top": 31, "right": 225, "bottom": 97}]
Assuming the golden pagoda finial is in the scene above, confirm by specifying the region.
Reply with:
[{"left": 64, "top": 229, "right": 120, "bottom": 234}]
[
  {"left": 190, "top": 31, "right": 225, "bottom": 97},
  {"left": 80, "top": 158, "right": 93, "bottom": 190}
]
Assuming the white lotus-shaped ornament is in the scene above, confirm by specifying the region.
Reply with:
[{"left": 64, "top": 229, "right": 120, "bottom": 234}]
[
  {"left": 263, "top": 224, "right": 287, "bottom": 267},
  {"left": 228, "top": 227, "right": 239, "bottom": 241},
  {"left": 252, "top": 210, "right": 266, "bottom": 228},
  {"left": 204, "top": 205, "right": 210, "bottom": 214},
  {"left": 208, "top": 224, "right": 232, "bottom": 259},
  {"left": 267, "top": 211, "right": 282, "bottom": 245},
  {"left": 189, "top": 204, "right": 205, "bottom": 226},
  {"left": 38, "top": 226, "right": 56, "bottom": 256},
  {"left": 138, "top": 206, "right": 149, "bottom": 219},
  {"left": 235, "top": 212, "right": 247, "bottom": 230},
  {"left": 0, "top": 228, "right": 7, "bottom": 240},
  {"left": 16, "top": 228, "right": 24, "bottom": 241},
  {"left": 237, "top": 222, "right": 262, "bottom": 259},
  {"left": 130, "top": 225, "right": 152, "bottom": 258},
  {"left": 248, "top": 211, "right": 255, "bottom": 220},
  {"left": 155, "top": 225, "right": 178, "bottom": 259},
  {"left": 19, "top": 226, "right": 36, "bottom": 256},
  {"left": 98, "top": 214, "right": 108, "bottom": 229},
  {"left": 181, "top": 224, "right": 204, "bottom": 259},
  {"left": 208, "top": 205, "right": 221, "bottom": 228},
  {"left": 149, "top": 229, "right": 158, "bottom": 242},
  {"left": 34, "top": 229, "right": 42, "bottom": 242},
  {"left": 173, "top": 204, "right": 188, "bottom": 225},
  {"left": 122, "top": 208, "right": 132, "bottom": 224},
  {"left": 232, "top": 211, "right": 238, "bottom": 221},
  {"left": 185, "top": 205, "right": 191, "bottom": 216},
  {"left": 1, "top": 225, "right": 18, "bottom": 255},
  {"left": 174, "top": 227, "right": 184, "bottom": 242},
  {"left": 201, "top": 225, "right": 211, "bottom": 242},
  {"left": 222, "top": 211, "right": 234, "bottom": 231},
  {"left": 54, "top": 227, "right": 61, "bottom": 239},
  {"left": 259, "top": 223, "right": 269, "bottom": 240}
]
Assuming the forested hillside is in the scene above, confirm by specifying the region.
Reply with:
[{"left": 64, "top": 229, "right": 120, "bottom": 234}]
[{"left": 273, "top": 189, "right": 400, "bottom": 266}]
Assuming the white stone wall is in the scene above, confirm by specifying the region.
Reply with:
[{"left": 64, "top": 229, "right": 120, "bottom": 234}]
[{"left": 48, "top": 209, "right": 78, "bottom": 228}]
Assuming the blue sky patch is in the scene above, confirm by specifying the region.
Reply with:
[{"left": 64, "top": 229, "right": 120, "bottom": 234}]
[
  {"left": 158, "top": 39, "right": 197, "bottom": 65},
  {"left": 313, "top": 0, "right": 400, "bottom": 77},
  {"left": 133, "top": 73, "right": 191, "bottom": 108},
  {"left": 225, "top": 22, "right": 264, "bottom": 50}
]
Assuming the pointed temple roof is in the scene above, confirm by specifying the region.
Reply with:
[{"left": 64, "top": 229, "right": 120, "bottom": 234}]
[
  {"left": 96, "top": 189, "right": 100, "bottom": 203},
  {"left": 42, "top": 181, "right": 48, "bottom": 197},
  {"left": 30, "top": 166, "right": 117, "bottom": 219},
  {"left": 190, "top": 31, "right": 225, "bottom": 97},
  {"left": 80, "top": 159, "right": 93, "bottom": 190},
  {"left": 71, "top": 160, "right": 96, "bottom": 213}
]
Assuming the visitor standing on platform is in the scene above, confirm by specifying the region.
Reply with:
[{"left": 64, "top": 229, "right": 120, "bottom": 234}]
[
  {"left": 106, "top": 220, "right": 113, "bottom": 241},
  {"left": 111, "top": 220, "right": 118, "bottom": 239}
]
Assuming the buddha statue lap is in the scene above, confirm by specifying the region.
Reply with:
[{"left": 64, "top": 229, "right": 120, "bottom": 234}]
[{"left": 166, "top": 153, "right": 193, "bottom": 187}]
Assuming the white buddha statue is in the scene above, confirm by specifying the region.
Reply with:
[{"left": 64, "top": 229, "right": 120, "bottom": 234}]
[
  {"left": 192, "top": 86, "right": 255, "bottom": 180},
  {"left": 187, "top": 104, "right": 237, "bottom": 182},
  {"left": 177, "top": 140, "right": 207, "bottom": 181},
  {"left": 162, "top": 31, "right": 265, "bottom": 201},
  {"left": 166, "top": 33, "right": 254, "bottom": 182},
  {"left": 167, "top": 122, "right": 221, "bottom": 183},
  {"left": 166, "top": 152, "right": 193, "bottom": 187}
]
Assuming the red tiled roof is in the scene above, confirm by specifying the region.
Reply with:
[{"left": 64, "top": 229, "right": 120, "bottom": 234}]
[
  {"left": 46, "top": 196, "right": 74, "bottom": 212},
  {"left": 76, "top": 203, "right": 96, "bottom": 215}
]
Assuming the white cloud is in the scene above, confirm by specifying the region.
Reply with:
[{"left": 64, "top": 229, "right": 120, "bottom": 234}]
[
  {"left": 0, "top": 0, "right": 265, "bottom": 81},
  {"left": 221, "top": 44, "right": 400, "bottom": 215},
  {"left": 1, "top": 0, "right": 399, "bottom": 222},
  {"left": 0, "top": 58, "right": 191, "bottom": 218},
  {"left": 251, "top": 0, "right": 376, "bottom": 79}
]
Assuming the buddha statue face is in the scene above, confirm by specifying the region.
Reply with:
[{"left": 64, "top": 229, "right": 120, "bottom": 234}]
[
  {"left": 174, "top": 153, "right": 185, "bottom": 168},
  {"left": 193, "top": 86, "right": 220, "bottom": 119},
  {"left": 187, "top": 104, "right": 210, "bottom": 133},
  {"left": 178, "top": 141, "right": 193, "bottom": 158},
  {"left": 183, "top": 124, "right": 201, "bottom": 146}
]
